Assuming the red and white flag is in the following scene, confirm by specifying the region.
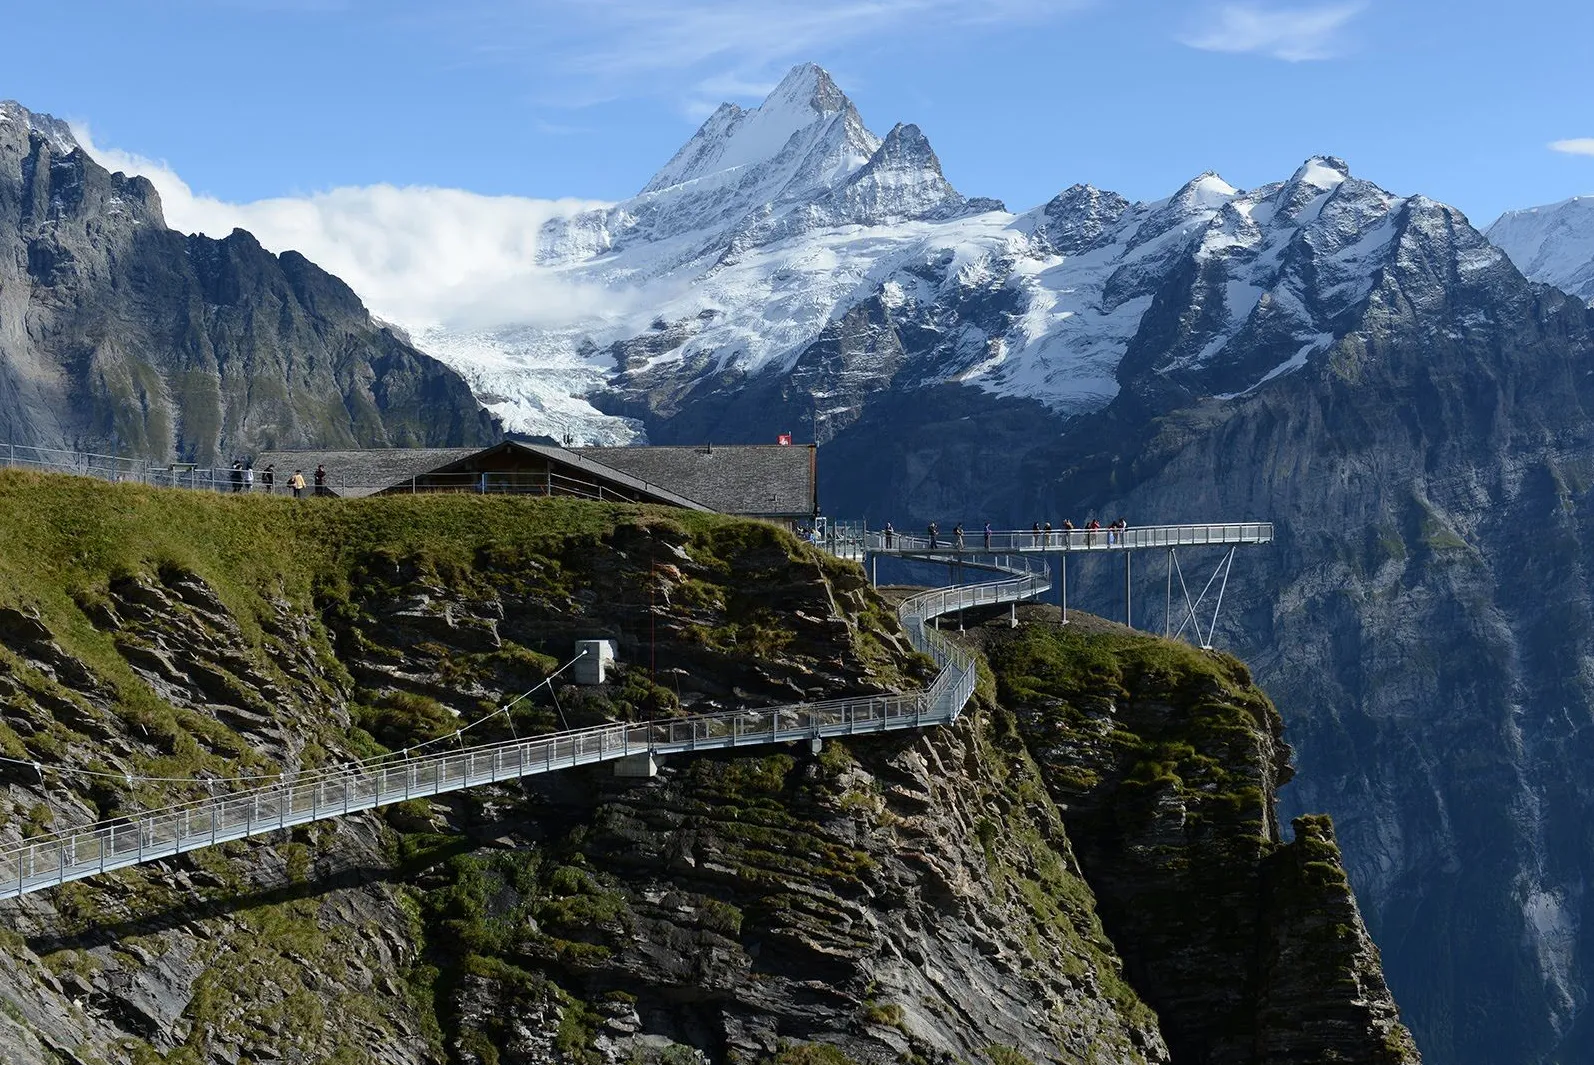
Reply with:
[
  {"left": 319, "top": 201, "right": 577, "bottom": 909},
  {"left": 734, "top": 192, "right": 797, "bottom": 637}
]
[{"left": 777, "top": 433, "right": 793, "bottom": 446}]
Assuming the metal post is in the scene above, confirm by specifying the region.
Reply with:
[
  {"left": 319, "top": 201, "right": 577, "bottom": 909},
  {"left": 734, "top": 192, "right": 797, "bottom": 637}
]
[
  {"left": 1125, "top": 552, "right": 1132, "bottom": 629},
  {"left": 1206, "top": 547, "right": 1236, "bottom": 650},
  {"left": 1060, "top": 554, "right": 1068, "bottom": 624},
  {"left": 1166, "top": 549, "right": 1174, "bottom": 638}
]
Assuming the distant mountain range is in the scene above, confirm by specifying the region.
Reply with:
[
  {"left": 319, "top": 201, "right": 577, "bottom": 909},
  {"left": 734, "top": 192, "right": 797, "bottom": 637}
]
[
  {"left": 414, "top": 63, "right": 1594, "bottom": 458},
  {"left": 0, "top": 100, "right": 497, "bottom": 464}
]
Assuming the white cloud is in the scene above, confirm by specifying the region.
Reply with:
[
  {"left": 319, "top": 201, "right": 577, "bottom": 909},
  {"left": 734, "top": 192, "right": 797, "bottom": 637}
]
[
  {"left": 72, "top": 124, "right": 619, "bottom": 333},
  {"left": 1182, "top": 2, "right": 1366, "bottom": 61},
  {"left": 1550, "top": 139, "right": 1594, "bottom": 157}
]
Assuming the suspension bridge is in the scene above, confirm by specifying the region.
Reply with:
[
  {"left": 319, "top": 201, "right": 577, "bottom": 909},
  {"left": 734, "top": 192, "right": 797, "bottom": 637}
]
[{"left": 0, "top": 523, "right": 1268, "bottom": 901}]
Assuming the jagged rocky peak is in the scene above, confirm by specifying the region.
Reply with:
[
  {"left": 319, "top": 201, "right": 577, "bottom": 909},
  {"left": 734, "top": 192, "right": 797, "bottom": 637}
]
[
  {"left": 833, "top": 121, "right": 976, "bottom": 219},
  {"left": 1032, "top": 182, "right": 1133, "bottom": 255},
  {"left": 0, "top": 100, "right": 79, "bottom": 154},
  {"left": 641, "top": 62, "right": 878, "bottom": 195},
  {"left": 0, "top": 101, "right": 165, "bottom": 233}
]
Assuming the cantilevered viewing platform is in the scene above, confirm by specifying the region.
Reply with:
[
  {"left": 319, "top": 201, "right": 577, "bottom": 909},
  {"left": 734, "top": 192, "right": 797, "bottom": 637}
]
[
  {"left": 857, "top": 521, "right": 1274, "bottom": 556},
  {"left": 827, "top": 521, "right": 1274, "bottom": 643}
]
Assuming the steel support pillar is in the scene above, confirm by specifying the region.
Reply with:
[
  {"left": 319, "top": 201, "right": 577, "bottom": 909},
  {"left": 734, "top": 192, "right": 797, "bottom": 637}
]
[
  {"left": 1165, "top": 548, "right": 1174, "bottom": 638},
  {"left": 1124, "top": 552, "right": 1132, "bottom": 628},
  {"left": 1060, "top": 555, "right": 1068, "bottom": 624}
]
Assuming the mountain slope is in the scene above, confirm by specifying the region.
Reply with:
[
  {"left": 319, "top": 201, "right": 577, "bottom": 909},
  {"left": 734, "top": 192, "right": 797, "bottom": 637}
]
[
  {"left": 1488, "top": 194, "right": 1594, "bottom": 300},
  {"left": 0, "top": 100, "right": 498, "bottom": 463}
]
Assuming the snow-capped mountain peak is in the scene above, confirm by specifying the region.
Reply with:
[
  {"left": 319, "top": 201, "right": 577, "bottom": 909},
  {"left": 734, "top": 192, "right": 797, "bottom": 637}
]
[
  {"left": 1488, "top": 194, "right": 1594, "bottom": 301},
  {"left": 1290, "top": 155, "right": 1351, "bottom": 191},
  {"left": 641, "top": 63, "right": 874, "bottom": 196}
]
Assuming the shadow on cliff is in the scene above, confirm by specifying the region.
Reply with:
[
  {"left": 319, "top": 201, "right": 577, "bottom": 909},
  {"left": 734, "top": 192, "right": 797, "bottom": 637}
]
[{"left": 21, "top": 828, "right": 491, "bottom": 955}]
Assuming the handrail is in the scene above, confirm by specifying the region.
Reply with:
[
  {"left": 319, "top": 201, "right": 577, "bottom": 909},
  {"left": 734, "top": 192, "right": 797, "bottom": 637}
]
[
  {"left": 0, "top": 547, "right": 1048, "bottom": 899},
  {"left": 869, "top": 522, "right": 1273, "bottom": 554}
]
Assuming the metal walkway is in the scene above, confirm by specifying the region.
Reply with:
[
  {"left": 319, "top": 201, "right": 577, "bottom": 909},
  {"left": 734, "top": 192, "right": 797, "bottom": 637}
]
[
  {"left": 832, "top": 522, "right": 1273, "bottom": 641},
  {"left": 0, "top": 554, "right": 1050, "bottom": 900}
]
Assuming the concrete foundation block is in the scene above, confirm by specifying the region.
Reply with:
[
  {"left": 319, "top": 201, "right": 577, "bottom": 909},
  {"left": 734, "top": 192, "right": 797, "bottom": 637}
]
[
  {"left": 613, "top": 753, "right": 658, "bottom": 778},
  {"left": 574, "top": 639, "right": 617, "bottom": 684}
]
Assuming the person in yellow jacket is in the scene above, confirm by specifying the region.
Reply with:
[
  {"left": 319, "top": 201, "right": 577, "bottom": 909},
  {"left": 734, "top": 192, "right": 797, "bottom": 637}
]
[{"left": 289, "top": 469, "right": 307, "bottom": 498}]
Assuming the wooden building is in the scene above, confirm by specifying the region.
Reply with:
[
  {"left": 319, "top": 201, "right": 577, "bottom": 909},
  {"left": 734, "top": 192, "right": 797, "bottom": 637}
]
[{"left": 251, "top": 441, "right": 819, "bottom": 524}]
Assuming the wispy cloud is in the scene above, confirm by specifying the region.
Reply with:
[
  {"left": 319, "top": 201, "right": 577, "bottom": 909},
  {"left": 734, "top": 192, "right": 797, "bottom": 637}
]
[
  {"left": 1182, "top": 2, "right": 1366, "bottom": 61},
  {"left": 73, "top": 123, "right": 617, "bottom": 332},
  {"left": 431, "top": 0, "right": 1091, "bottom": 111},
  {"left": 1550, "top": 139, "right": 1594, "bottom": 157}
]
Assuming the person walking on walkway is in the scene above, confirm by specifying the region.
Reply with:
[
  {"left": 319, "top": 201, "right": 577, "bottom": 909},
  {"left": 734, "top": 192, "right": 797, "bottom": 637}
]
[
  {"left": 928, "top": 522, "right": 939, "bottom": 549},
  {"left": 290, "top": 469, "right": 307, "bottom": 499},
  {"left": 953, "top": 523, "right": 965, "bottom": 552}
]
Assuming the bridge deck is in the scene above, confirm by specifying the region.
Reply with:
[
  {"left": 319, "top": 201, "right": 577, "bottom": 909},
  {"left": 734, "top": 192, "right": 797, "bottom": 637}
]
[
  {"left": 0, "top": 553, "right": 1052, "bottom": 899},
  {"left": 865, "top": 521, "right": 1273, "bottom": 556}
]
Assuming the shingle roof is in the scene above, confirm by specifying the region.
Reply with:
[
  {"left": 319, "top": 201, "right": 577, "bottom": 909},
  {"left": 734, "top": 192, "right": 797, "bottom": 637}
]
[
  {"left": 572, "top": 445, "right": 817, "bottom": 518},
  {"left": 426, "top": 442, "right": 712, "bottom": 511},
  {"left": 252, "top": 449, "right": 481, "bottom": 497}
]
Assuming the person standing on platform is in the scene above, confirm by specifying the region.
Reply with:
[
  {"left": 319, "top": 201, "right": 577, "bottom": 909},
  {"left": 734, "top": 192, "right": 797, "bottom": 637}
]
[
  {"left": 243, "top": 464, "right": 254, "bottom": 493},
  {"left": 983, "top": 521, "right": 992, "bottom": 550},
  {"left": 954, "top": 523, "right": 965, "bottom": 552},
  {"left": 290, "top": 469, "right": 306, "bottom": 499},
  {"left": 1044, "top": 521, "right": 1053, "bottom": 549},
  {"left": 928, "top": 522, "right": 939, "bottom": 549},
  {"left": 314, "top": 464, "right": 329, "bottom": 497},
  {"left": 1086, "top": 518, "right": 1100, "bottom": 546},
  {"left": 1031, "top": 521, "right": 1041, "bottom": 548},
  {"left": 883, "top": 522, "right": 894, "bottom": 548},
  {"left": 262, "top": 464, "right": 275, "bottom": 494}
]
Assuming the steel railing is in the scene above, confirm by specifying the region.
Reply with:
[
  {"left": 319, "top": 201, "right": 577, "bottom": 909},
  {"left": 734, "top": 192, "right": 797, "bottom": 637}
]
[
  {"left": 0, "top": 549, "right": 1049, "bottom": 899},
  {"left": 869, "top": 522, "right": 1273, "bottom": 554}
]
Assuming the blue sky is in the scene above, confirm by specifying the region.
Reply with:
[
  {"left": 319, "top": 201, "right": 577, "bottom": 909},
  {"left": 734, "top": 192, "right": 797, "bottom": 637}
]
[{"left": 7, "top": 0, "right": 1592, "bottom": 227}]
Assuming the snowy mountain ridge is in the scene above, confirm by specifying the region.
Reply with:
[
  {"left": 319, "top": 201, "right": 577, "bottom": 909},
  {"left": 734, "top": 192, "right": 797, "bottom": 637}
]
[
  {"left": 1488, "top": 194, "right": 1594, "bottom": 301},
  {"left": 412, "top": 65, "right": 1506, "bottom": 447}
]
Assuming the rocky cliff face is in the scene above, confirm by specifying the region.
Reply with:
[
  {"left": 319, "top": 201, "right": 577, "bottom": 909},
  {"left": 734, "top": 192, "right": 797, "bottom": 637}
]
[
  {"left": 0, "top": 473, "right": 1414, "bottom": 1064},
  {"left": 0, "top": 100, "right": 499, "bottom": 463}
]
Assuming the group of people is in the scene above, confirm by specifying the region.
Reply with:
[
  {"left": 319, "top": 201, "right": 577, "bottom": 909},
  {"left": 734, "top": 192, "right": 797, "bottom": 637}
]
[
  {"left": 1028, "top": 517, "right": 1130, "bottom": 547},
  {"left": 225, "top": 462, "right": 326, "bottom": 498},
  {"left": 876, "top": 518, "right": 1131, "bottom": 551}
]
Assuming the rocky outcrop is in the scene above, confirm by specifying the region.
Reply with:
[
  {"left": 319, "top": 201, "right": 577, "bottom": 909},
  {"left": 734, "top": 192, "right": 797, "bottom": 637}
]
[
  {"left": 979, "top": 621, "right": 1417, "bottom": 1065},
  {"left": 0, "top": 100, "right": 499, "bottom": 463},
  {"left": 0, "top": 476, "right": 1414, "bottom": 1064}
]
